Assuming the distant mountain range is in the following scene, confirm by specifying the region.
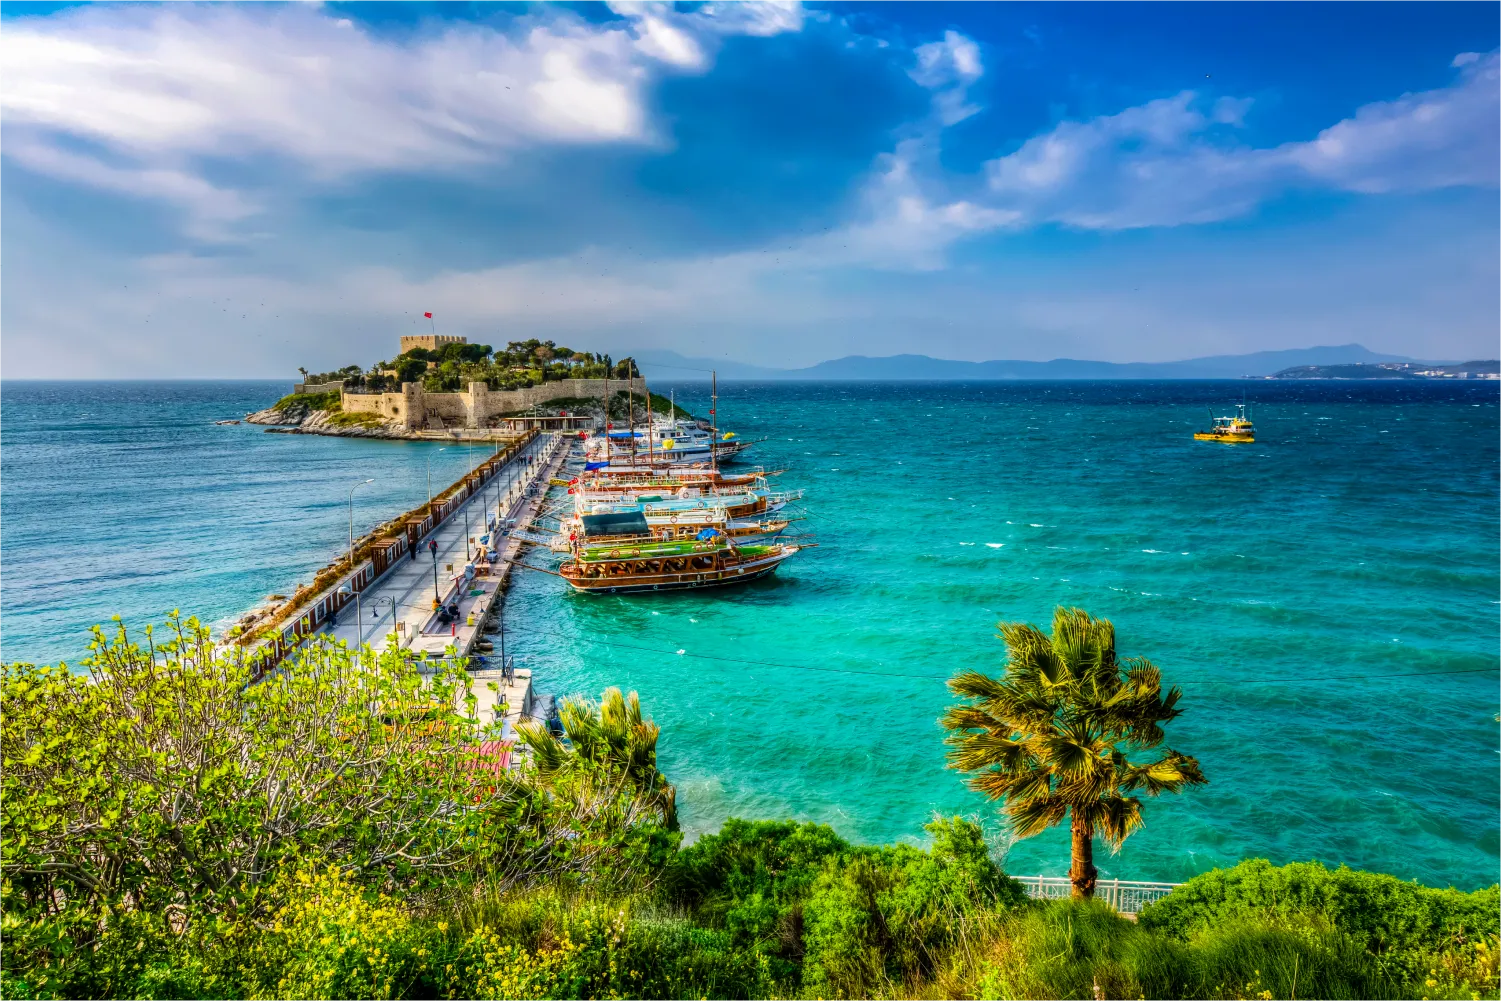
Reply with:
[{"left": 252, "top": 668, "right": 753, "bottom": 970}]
[{"left": 631, "top": 344, "right": 1427, "bottom": 382}]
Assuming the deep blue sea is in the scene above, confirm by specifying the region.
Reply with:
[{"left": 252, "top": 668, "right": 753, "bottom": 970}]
[{"left": 3, "top": 379, "right": 1497, "bottom": 889}]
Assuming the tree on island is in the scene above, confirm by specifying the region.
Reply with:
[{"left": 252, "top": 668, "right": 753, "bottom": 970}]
[{"left": 941, "top": 606, "right": 1206, "bottom": 899}]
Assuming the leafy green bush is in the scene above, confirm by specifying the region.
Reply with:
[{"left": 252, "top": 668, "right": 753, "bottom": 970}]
[
  {"left": 800, "top": 817, "right": 1028, "bottom": 997},
  {"left": 970, "top": 899, "right": 1428, "bottom": 1001},
  {"left": 272, "top": 390, "right": 341, "bottom": 412},
  {"left": 663, "top": 817, "right": 847, "bottom": 985},
  {"left": 447, "top": 890, "right": 780, "bottom": 1000},
  {"left": 326, "top": 409, "right": 386, "bottom": 428},
  {"left": 1141, "top": 859, "right": 1500, "bottom": 955}
]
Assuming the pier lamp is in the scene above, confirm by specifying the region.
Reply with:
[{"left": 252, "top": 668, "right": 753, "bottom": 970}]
[
  {"left": 425, "top": 447, "right": 447, "bottom": 516},
  {"left": 464, "top": 445, "right": 476, "bottom": 559},
  {"left": 348, "top": 478, "right": 373, "bottom": 648},
  {"left": 364, "top": 594, "right": 397, "bottom": 649}
]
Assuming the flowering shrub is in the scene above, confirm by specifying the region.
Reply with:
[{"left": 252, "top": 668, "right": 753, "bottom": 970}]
[{"left": 240, "top": 865, "right": 440, "bottom": 1000}]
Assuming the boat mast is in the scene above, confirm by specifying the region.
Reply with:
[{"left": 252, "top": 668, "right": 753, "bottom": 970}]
[
  {"left": 602, "top": 354, "right": 610, "bottom": 439},
  {"left": 711, "top": 369, "right": 718, "bottom": 474},
  {"left": 629, "top": 359, "right": 637, "bottom": 465},
  {"left": 646, "top": 382, "right": 654, "bottom": 464}
]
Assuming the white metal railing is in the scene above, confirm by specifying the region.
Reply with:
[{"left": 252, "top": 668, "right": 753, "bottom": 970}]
[{"left": 1012, "top": 875, "right": 1181, "bottom": 914}]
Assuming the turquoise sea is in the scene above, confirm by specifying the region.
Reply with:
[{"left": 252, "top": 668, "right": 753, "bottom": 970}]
[{"left": 3, "top": 379, "right": 1497, "bottom": 889}]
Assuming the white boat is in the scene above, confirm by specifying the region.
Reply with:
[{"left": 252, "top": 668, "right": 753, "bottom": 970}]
[{"left": 584, "top": 420, "right": 756, "bottom": 465}]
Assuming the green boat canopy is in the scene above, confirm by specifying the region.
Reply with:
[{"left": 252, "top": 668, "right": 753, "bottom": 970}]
[{"left": 581, "top": 511, "right": 651, "bottom": 538}]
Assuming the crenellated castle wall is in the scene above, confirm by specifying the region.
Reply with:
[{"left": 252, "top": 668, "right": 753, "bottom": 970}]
[{"left": 341, "top": 377, "right": 647, "bottom": 431}]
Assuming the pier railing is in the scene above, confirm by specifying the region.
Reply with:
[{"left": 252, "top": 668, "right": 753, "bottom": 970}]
[
  {"left": 241, "top": 429, "right": 544, "bottom": 673},
  {"left": 1011, "top": 876, "right": 1181, "bottom": 914}
]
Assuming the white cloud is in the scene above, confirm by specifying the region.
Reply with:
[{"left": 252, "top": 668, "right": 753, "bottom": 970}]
[
  {"left": 981, "top": 50, "right": 1499, "bottom": 230},
  {"left": 1286, "top": 51, "right": 1499, "bottom": 194},
  {"left": 4, "top": 139, "right": 257, "bottom": 240},
  {"left": 0, "top": 3, "right": 802, "bottom": 230},
  {"left": 910, "top": 30, "right": 983, "bottom": 125},
  {"left": 696, "top": 1, "right": 805, "bottom": 38}
]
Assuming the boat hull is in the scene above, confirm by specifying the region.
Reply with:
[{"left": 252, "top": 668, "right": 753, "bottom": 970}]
[
  {"left": 1193, "top": 432, "right": 1254, "bottom": 442},
  {"left": 561, "top": 549, "right": 794, "bottom": 594}
]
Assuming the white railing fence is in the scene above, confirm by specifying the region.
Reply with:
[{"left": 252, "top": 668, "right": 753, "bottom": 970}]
[{"left": 1012, "top": 876, "right": 1181, "bottom": 914}]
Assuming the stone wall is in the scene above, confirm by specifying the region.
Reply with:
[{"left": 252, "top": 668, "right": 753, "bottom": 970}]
[
  {"left": 341, "top": 377, "right": 646, "bottom": 431},
  {"left": 293, "top": 381, "right": 345, "bottom": 395}
]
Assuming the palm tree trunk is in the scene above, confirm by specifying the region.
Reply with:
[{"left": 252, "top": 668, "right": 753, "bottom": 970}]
[{"left": 1070, "top": 810, "right": 1097, "bottom": 899}]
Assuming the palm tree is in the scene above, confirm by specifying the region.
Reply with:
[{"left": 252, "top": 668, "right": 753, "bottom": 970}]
[
  {"left": 941, "top": 607, "right": 1205, "bottom": 899},
  {"left": 517, "top": 688, "right": 678, "bottom": 830}
]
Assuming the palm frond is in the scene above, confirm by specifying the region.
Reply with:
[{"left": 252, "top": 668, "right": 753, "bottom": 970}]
[
  {"left": 945, "top": 730, "right": 1028, "bottom": 773},
  {"left": 940, "top": 703, "right": 1004, "bottom": 734},
  {"left": 1089, "top": 794, "right": 1144, "bottom": 848},
  {"left": 1007, "top": 793, "right": 1068, "bottom": 838},
  {"left": 947, "top": 670, "right": 1008, "bottom": 702}
]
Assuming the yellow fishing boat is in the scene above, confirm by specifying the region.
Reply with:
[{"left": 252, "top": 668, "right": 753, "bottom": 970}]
[{"left": 1194, "top": 403, "right": 1255, "bottom": 442}]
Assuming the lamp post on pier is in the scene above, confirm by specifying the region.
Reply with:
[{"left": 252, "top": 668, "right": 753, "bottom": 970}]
[
  {"left": 366, "top": 595, "right": 397, "bottom": 649},
  {"left": 464, "top": 445, "right": 476, "bottom": 559},
  {"left": 425, "top": 446, "right": 447, "bottom": 517},
  {"left": 348, "top": 478, "right": 373, "bottom": 648}
]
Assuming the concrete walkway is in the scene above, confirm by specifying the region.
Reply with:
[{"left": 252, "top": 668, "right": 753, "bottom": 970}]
[{"left": 321, "top": 433, "right": 568, "bottom": 665}]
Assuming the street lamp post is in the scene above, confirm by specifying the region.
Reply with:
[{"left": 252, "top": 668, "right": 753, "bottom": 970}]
[
  {"left": 368, "top": 595, "right": 397, "bottom": 646},
  {"left": 348, "top": 478, "right": 373, "bottom": 647},
  {"left": 425, "top": 446, "right": 447, "bottom": 518},
  {"left": 464, "top": 445, "right": 475, "bottom": 559}
]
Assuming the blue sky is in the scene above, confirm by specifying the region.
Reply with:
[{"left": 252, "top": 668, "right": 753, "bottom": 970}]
[{"left": 2, "top": 1, "right": 1496, "bottom": 377}]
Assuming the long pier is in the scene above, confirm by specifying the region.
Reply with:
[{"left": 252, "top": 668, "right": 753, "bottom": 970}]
[
  {"left": 244, "top": 428, "right": 566, "bottom": 666},
  {"left": 301, "top": 432, "right": 569, "bottom": 739}
]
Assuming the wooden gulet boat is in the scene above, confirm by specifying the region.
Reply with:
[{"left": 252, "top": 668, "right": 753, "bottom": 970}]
[{"left": 560, "top": 534, "right": 801, "bottom": 594}]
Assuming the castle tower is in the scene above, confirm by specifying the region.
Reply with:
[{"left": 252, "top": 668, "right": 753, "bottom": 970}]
[{"left": 400, "top": 334, "right": 466, "bottom": 354}]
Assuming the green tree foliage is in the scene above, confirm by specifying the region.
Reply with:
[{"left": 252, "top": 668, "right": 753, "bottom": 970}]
[
  {"left": 300, "top": 365, "right": 364, "bottom": 386},
  {"left": 395, "top": 357, "right": 428, "bottom": 384},
  {"left": 0, "top": 620, "right": 680, "bottom": 998},
  {"left": 942, "top": 607, "right": 1206, "bottom": 900},
  {"left": 517, "top": 689, "right": 679, "bottom": 836}
]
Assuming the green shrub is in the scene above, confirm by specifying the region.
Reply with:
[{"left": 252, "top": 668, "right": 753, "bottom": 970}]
[
  {"left": 799, "top": 817, "right": 1028, "bottom": 997},
  {"left": 973, "top": 900, "right": 1421, "bottom": 1001},
  {"left": 326, "top": 409, "right": 385, "bottom": 428},
  {"left": 1141, "top": 859, "right": 1500, "bottom": 955},
  {"left": 240, "top": 865, "right": 443, "bottom": 1000},
  {"left": 663, "top": 817, "right": 847, "bottom": 985},
  {"left": 445, "top": 890, "right": 780, "bottom": 1000},
  {"left": 272, "top": 390, "right": 341, "bottom": 412}
]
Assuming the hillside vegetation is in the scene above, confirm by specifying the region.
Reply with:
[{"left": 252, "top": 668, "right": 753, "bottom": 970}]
[{"left": 2, "top": 618, "right": 1495, "bottom": 1000}]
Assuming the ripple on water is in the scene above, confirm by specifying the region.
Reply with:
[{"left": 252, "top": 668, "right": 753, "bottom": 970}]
[{"left": 4, "top": 379, "right": 1498, "bottom": 886}]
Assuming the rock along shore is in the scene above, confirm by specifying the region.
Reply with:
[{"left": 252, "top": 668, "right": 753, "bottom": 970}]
[{"left": 244, "top": 403, "right": 427, "bottom": 440}]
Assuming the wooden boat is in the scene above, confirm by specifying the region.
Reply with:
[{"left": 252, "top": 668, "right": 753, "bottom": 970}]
[
  {"left": 560, "top": 535, "right": 800, "bottom": 594},
  {"left": 553, "top": 507, "right": 791, "bottom": 550},
  {"left": 568, "top": 469, "right": 772, "bottom": 496}
]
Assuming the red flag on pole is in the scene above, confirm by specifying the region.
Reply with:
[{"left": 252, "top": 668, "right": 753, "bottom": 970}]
[{"left": 423, "top": 312, "right": 433, "bottom": 318}]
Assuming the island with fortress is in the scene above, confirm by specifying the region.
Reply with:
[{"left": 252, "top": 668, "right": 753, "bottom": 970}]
[{"left": 244, "top": 335, "right": 684, "bottom": 438}]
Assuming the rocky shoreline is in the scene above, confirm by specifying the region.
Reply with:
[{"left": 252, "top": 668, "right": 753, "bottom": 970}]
[{"left": 244, "top": 402, "right": 417, "bottom": 439}]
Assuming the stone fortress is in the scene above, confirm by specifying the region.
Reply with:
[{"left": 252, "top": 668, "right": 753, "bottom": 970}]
[
  {"left": 399, "top": 333, "right": 466, "bottom": 354},
  {"left": 325, "top": 336, "right": 646, "bottom": 432}
]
